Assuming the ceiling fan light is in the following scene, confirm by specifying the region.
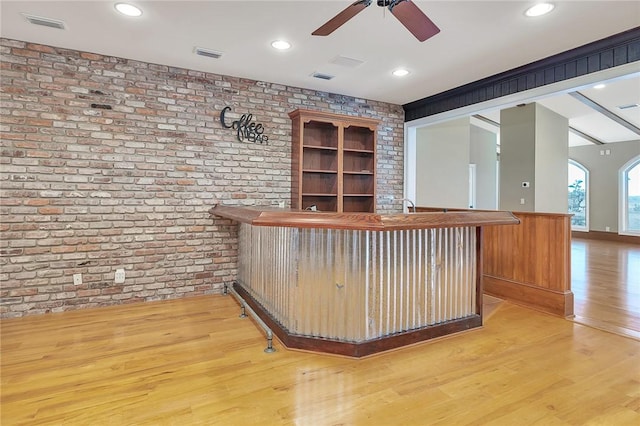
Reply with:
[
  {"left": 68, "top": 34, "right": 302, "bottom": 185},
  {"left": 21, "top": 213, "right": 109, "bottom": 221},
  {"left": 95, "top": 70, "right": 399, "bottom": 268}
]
[
  {"left": 525, "top": 3, "right": 555, "bottom": 17},
  {"left": 115, "top": 3, "right": 142, "bottom": 17},
  {"left": 392, "top": 69, "right": 410, "bottom": 77},
  {"left": 271, "top": 40, "right": 291, "bottom": 50}
]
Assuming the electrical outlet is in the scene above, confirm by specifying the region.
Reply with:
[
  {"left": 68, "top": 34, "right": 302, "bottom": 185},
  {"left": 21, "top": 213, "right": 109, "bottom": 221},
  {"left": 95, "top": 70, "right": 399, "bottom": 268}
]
[
  {"left": 115, "top": 268, "right": 125, "bottom": 284},
  {"left": 605, "top": 226, "right": 611, "bottom": 232},
  {"left": 520, "top": 198, "right": 525, "bottom": 205},
  {"left": 73, "top": 273, "right": 82, "bottom": 285}
]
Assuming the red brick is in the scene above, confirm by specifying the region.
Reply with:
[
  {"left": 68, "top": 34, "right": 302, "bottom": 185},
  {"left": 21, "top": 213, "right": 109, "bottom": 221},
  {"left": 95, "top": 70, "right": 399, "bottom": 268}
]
[{"left": 0, "top": 37, "right": 405, "bottom": 319}]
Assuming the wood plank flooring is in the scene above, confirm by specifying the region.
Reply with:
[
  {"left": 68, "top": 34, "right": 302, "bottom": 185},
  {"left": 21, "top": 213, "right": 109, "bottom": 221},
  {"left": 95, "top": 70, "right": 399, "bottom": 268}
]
[
  {"left": 571, "top": 238, "right": 640, "bottom": 340},
  {"left": 2, "top": 293, "right": 639, "bottom": 425}
]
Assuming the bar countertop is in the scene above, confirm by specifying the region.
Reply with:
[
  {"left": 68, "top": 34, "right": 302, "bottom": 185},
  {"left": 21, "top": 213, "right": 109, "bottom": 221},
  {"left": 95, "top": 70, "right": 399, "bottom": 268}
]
[{"left": 209, "top": 205, "right": 520, "bottom": 231}]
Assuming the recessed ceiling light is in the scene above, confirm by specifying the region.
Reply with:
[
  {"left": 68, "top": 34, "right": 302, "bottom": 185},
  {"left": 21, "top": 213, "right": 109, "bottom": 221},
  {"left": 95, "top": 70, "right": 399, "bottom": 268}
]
[
  {"left": 392, "top": 69, "right": 410, "bottom": 77},
  {"left": 271, "top": 40, "right": 291, "bottom": 50},
  {"left": 593, "top": 84, "right": 606, "bottom": 89},
  {"left": 525, "top": 3, "right": 555, "bottom": 17},
  {"left": 115, "top": 3, "right": 143, "bottom": 17}
]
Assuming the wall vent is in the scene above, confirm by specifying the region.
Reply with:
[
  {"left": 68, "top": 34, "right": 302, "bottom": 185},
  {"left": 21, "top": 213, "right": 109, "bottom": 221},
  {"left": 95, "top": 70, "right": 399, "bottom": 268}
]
[
  {"left": 23, "top": 14, "right": 65, "bottom": 30},
  {"left": 194, "top": 47, "right": 223, "bottom": 59},
  {"left": 312, "top": 72, "right": 335, "bottom": 81}
]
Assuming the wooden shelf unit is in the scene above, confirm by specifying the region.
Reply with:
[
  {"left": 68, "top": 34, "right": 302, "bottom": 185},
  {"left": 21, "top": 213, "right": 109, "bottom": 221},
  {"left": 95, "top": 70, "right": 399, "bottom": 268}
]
[{"left": 290, "top": 109, "right": 378, "bottom": 213}]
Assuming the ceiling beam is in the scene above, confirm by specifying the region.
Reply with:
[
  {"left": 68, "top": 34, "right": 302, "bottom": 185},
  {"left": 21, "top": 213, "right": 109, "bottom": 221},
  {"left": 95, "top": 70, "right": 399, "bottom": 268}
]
[
  {"left": 472, "top": 114, "right": 499, "bottom": 128},
  {"left": 473, "top": 114, "right": 606, "bottom": 145},
  {"left": 569, "top": 127, "right": 605, "bottom": 145},
  {"left": 569, "top": 91, "right": 640, "bottom": 136}
]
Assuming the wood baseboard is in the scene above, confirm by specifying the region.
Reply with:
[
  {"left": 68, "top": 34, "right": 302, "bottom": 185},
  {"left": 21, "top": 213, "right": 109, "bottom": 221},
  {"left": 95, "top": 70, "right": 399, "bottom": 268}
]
[
  {"left": 572, "top": 230, "right": 639, "bottom": 244},
  {"left": 234, "top": 283, "right": 482, "bottom": 358},
  {"left": 483, "top": 275, "right": 574, "bottom": 318}
]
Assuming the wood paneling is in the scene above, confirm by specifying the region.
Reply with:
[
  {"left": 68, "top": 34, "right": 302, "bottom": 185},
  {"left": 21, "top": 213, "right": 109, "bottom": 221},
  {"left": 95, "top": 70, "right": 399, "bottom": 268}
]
[
  {"left": 416, "top": 208, "right": 574, "bottom": 317},
  {"left": 483, "top": 211, "right": 574, "bottom": 317}
]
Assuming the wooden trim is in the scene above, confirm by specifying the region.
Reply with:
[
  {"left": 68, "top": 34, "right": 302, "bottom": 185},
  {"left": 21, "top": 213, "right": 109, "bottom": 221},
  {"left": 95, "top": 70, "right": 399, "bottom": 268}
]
[
  {"left": 416, "top": 206, "right": 572, "bottom": 219},
  {"left": 572, "top": 230, "right": 640, "bottom": 245},
  {"left": 484, "top": 276, "right": 574, "bottom": 318},
  {"left": 288, "top": 108, "right": 380, "bottom": 129},
  {"left": 234, "top": 283, "right": 482, "bottom": 358},
  {"left": 210, "top": 205, "right": 519, "bottom": 230},
  {"left": 476, "top": 227, "right": 483, "bottom": 318},
  {"left": 404, "top": 27, "right": 640, "bottom": 121}
]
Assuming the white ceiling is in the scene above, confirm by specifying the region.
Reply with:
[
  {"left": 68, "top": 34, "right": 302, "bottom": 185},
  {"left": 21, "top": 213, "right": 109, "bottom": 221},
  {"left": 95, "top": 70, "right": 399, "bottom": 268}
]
[
  {"left": 475, "top": 74, "right": 640, "bottom": 146},
  {"left": 2, "top": 1, "right": 640, "bottom": 145}
]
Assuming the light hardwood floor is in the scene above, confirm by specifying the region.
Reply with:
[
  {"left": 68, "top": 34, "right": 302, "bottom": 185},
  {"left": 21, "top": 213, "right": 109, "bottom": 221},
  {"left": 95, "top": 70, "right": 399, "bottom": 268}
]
[
  {"left": 571, "top": 238, "right": 640, "bottom": 340},
  {"left": 2, "top": 292, "right": 639, "bottom": 425}
]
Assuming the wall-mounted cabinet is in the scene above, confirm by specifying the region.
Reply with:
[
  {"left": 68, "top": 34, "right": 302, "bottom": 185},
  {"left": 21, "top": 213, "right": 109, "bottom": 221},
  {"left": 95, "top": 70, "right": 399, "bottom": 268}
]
[{"left": 289, "top": 109, "right": 378, "bottom": 213}]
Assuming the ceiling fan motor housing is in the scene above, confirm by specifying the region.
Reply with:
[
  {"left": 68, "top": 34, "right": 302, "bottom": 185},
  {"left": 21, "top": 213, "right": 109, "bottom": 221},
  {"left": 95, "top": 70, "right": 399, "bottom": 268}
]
[{"left": 315, "top": 0, "right": 439, "bottom": 42}]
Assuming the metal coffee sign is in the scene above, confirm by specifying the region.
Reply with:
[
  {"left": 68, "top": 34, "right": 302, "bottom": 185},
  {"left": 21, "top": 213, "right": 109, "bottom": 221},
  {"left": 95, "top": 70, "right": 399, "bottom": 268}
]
[{"left": 220, "top": 106, "right": 269, "bottom": 144}]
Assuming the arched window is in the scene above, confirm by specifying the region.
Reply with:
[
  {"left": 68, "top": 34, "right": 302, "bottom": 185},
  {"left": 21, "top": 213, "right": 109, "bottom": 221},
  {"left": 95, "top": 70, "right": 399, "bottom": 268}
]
[
  {"left": 568, "top": 160, "right": 588, "bottom": 231},
  {"left": 620, "top": 156, "right": 640, "bottom": 236}
]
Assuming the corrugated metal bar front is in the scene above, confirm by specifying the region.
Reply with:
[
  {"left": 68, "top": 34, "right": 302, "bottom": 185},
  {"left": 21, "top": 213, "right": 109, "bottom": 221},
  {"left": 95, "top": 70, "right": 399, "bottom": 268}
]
[
  {"left": 236, "top": 224, "right": 476, "bottom": 343},
  {"left": 237, "top": 223, "right": 299, "bottom": 331}
]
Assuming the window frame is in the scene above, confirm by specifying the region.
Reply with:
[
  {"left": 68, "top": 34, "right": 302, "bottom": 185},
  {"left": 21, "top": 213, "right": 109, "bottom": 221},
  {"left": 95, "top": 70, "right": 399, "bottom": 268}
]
[
  {"left": 619, "top": 155, "right": 640, "bottom": 236},
  {"left": 568, "top": 159, "right": 589, "bottom": 232}
]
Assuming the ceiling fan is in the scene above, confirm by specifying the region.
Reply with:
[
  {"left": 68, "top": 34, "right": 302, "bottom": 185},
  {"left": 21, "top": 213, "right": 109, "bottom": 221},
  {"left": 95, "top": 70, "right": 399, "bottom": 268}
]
[{"left": 312, "top": 0, "right": 440, "bottom": 42}]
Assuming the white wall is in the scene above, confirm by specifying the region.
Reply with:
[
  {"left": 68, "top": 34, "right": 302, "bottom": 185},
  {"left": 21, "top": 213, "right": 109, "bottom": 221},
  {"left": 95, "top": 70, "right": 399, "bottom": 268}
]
[
  {"left": 415, "top": 118, "right": 470, "bottom": 208},
  {"left": 499, "top": 104, "right": 536, "bottom": 211},
  {"left": 470, "top": 125, "right": 498, "bottom": 209},
  {"left": 534, "top": 103, "right": 569, "bottom": 213},
  {"left": 499, "top": 103, "right": 568, "bottom": 213}
]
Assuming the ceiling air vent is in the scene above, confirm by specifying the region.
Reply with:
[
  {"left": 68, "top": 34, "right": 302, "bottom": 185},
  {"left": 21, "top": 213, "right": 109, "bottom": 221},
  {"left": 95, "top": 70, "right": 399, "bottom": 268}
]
[
  {"left": 312, "top": 72, "right": 335, "bottom": 81},
  {"left": 23, "top": 14, "right": 65, "bottom": 30},
  {"left": 194, "top": 47, "right": 223, "bottom": 59},
  {"left": 618, "top": 103, "right": 639, "bottom": 110},
  {"left": 330, "top": 55, "right": 364, "bottom": 68}
]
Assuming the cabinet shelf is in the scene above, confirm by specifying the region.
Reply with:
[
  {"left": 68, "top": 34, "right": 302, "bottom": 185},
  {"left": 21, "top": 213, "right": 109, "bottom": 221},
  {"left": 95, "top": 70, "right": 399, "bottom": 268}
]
[
  {"left": 343, "top": 148, "right": 374, "bottom": 154},
  {"left": 303, "top": 145, "right": 338, "bottom": 151},
  {"left": 290, "top": 109, "right": 378, "bottom": 213},
  {"left": 303, "top": 169, "right": 338, "bottom": 174},
  {"left": 343, "top": 170, "right": 373, "bottom": 175}
]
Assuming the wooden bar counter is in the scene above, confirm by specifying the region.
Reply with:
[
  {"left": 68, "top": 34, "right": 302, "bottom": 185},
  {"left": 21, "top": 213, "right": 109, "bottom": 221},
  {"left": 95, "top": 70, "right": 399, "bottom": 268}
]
[{"left": 210, "top": 205, "right": 519, "bottom": 357}]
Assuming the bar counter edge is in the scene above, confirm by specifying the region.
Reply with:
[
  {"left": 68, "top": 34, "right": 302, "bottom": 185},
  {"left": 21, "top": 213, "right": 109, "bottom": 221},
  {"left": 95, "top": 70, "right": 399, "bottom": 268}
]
[{"left": 209, "top": 205, "right": 520, "bottom": 230}]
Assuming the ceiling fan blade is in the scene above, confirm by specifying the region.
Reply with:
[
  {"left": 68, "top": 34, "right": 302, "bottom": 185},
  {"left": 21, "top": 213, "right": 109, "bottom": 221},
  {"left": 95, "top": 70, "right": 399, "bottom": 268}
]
[
  {"left": 389, "top": 0, "right": 440, "bottom": 42},
  {"left": 312, "top": 0, "right": 372, "bottom": 36}
]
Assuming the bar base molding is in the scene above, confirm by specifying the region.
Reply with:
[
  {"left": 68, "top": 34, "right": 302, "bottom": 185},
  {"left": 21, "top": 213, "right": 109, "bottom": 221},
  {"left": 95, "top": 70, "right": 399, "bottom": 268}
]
[
  {"left": 572, "top": 231, "right": 639, "bottom": 244},
  {"left": 234, "top": 283, "right": 482, "bottom": 358},
  {"left": 484, "top": 276, "right": 574, "bottom": 318}
]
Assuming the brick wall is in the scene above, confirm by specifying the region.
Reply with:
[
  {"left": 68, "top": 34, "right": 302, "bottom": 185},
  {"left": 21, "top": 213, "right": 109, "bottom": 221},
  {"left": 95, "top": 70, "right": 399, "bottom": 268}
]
[{"left": 0, "top": 38, "right": 405, "bottom": 318}]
